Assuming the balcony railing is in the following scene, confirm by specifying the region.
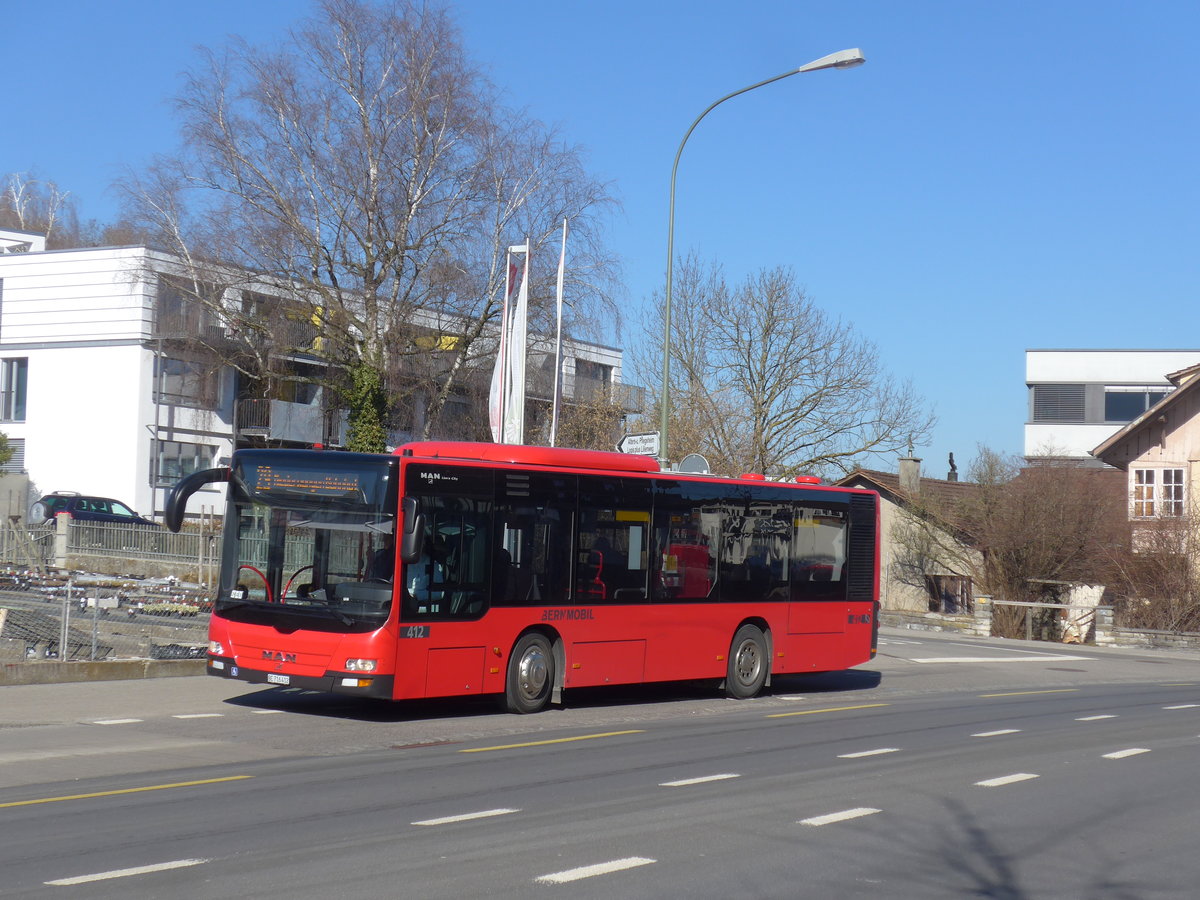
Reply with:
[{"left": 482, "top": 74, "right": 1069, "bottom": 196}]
[{"left": 236, "top": 398, "right": 331, "bottom": 445}]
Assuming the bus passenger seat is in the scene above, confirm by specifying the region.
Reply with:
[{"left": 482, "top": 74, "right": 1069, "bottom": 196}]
[{"left": 578, "top": 550, "right": 606, "bottom": 600}]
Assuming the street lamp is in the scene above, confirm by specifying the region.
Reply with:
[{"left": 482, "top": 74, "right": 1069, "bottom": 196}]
[{"left": 658, "top": 48, "right": 865, "bottom": 469}]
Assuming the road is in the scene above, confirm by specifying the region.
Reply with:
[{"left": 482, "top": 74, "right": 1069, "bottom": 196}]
[{"left": 2, "top": 628, "right": 1199, "bottom": 898}]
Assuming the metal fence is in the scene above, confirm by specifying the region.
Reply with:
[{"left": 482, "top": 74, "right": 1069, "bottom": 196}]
[
  {"left": 0, "top": 518, "right": 221, "bottom": 584},
  {"left": 0, "top": 583, "right": 211, "bottom": 662},
  {"left": 0, "top": 518, "right": 218, "bottom": 663}
]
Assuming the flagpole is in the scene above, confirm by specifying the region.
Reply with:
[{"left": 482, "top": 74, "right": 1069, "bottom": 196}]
[{"left": 549, "top": 219, "right": 568, "bottom": 447}]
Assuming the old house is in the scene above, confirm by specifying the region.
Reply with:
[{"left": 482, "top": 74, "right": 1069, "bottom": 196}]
[
  {"left": 836, "top": 455, "right": 980, "bottom": 613},
  {"left": 1093, "top": 363, "right": 1200, "bottom": 530}
]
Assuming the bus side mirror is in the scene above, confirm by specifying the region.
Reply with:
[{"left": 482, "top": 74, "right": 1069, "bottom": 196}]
[
  {"left": 400, "top": 496, "right": 424, "bottom": 564},
  {"left": 165, "top": 467, "right": 231, "bottom": 532}
]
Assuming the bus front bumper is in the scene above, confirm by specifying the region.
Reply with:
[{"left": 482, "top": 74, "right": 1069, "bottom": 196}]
[{"left": 206, "top": 656, "right": 394, "bottom": 699}]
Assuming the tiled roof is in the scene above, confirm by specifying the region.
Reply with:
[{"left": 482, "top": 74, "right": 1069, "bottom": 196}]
[{"left": 835, "top": 468, "right": 978, "bottom": 510}]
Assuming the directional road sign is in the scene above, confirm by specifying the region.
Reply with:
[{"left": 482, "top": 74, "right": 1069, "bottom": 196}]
[{"left": 617, "top": 432, "right": 660, "bottom": 456}]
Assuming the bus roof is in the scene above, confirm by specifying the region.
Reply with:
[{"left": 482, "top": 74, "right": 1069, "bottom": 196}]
[{"left": 396, "top": 441, "right": 661, "bottom": 474}]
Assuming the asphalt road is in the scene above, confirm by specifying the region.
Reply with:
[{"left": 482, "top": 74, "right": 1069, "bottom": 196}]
[{"left": 2, "top": 628, "right": 1199, "bottom": 898}]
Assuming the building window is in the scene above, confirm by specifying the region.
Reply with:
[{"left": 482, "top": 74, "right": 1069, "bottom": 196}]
[
  {"left": 925, "top": 574, "right": 973, "bottom": 614},
  {"left": 1132, "top": 468, "right": 1185, "bottom": 518},
  {"left": 1162, "top": 468, "right": 1185, "bottom": 517},
  {"left": 1133, "top": 469, "right": 1156, "bottom": 517},
  {"left": 0, "top": 437, "right": 24, "bottom": 473},
  {"left": 573, "top": 358, "right": 613, "bottom": 404},
  {"left": 1, "top": 358, "right": 27, "bottom": 422},
  {"left": 1031, "top": 384, "right": 1085, "bottom": 422},
  {"left": 155, "top": 275, "right": 219, "bottom": 338},
  {"left": 1105, "top": 386, "right": 1170, "bottom": 423},
  {"left": 154, "top": 357, "right": 219, "bottom": 409},
  {"left": 155, "top": 440, "right": 216, "bottom": 486}
]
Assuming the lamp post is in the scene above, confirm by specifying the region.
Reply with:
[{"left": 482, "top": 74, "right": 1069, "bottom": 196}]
[{"left": 658, "top": 48, "right": 865, "bottom": 469}]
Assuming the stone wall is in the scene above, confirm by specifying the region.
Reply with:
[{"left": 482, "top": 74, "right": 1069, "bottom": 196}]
[{"left": 885, "top": 598, "right": 1200, "bottom": 650}]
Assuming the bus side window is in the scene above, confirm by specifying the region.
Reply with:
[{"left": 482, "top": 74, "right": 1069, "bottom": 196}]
[
  {"left": 495, "top": 471, "right": 574, "bottom": 606},
  {"left": 577, "top": 473, "right": 651, "bottom": 604}
]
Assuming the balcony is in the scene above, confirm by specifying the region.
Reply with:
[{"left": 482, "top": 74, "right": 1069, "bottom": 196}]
[{"left": 236, "top": 397, "right": 343, "bottom": 445}]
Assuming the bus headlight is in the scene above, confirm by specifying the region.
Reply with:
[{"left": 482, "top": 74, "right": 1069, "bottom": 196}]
[
  {"left": 208, "top": 640, "right": 225, "bottom": 655},
  {"left": 345, "top": 658, "right": 378, "bottom": 672}
]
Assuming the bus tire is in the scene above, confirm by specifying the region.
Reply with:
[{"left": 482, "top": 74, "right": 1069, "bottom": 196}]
[
  {"left": 505, "top": 633, "right": 554, "bottom": 714},
  {"left": 725, "top": 624, "right": 768, "bottom": 699}
]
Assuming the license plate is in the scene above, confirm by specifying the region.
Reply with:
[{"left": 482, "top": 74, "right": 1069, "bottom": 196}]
[{"left": 267, "top": 673, "right": 290, "bottom": 685}]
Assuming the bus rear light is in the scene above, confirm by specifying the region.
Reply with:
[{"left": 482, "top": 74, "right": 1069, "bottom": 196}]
[
  {"left": 345, "top": 658, "right": 378, "bottom": 672},
  {"left": 208, "top": 640, "right": 225, "bottom": 655}
]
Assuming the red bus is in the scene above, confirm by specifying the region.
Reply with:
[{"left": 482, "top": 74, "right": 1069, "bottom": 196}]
[{"left": 166, "top": 441, "right": 880, "bottom": 713}]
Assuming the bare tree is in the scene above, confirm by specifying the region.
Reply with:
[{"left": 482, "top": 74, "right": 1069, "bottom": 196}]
[
  {"left": 0, "top": 172, "right": 117, "bottom": 249},
  {"left": 631, "top": 256, "right": 934, "bottom": 477},
  {"left": 890, "top": 447, "right": 1130, "bottom": 636},
  {"left": 1106, "top": 506, "right": 1200, "bottom": 632},
  {"left": 118, "top": 0, "right": 618, "bottom": 449}
]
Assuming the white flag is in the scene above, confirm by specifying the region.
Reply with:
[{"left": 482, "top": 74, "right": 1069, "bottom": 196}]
[
  {"left": 549, "top": 219, "right": 568, "bottom": 447},
  {"left": 488, "top": 259, "right": 518, "bottom": 442},
  {"left": 502, "top": 248, "right": 530, "bottom": 443}
]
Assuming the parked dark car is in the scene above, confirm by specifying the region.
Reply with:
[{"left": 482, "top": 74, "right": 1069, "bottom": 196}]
[{"left": 29, "top": 492, "right": 158, "bottom": 527}]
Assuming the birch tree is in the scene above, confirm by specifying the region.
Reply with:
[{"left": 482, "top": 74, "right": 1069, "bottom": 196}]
[{"left": 119, "top": 0, "right": 618, "bottom": 449}]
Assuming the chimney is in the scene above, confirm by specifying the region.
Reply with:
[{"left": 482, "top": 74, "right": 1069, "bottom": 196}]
[{"left": 899, "top": 455, "right": 921, "bottom": 495}]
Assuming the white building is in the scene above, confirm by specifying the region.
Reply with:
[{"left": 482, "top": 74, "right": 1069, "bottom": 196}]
[
  {"left": 1025, "top": 349, "right": 1200, "bottom": 464},
  {"left": 0, "top": 233, "right": 235, "bottom": 520},
  {"left": 0, "top": 229, "right": 637, "bottom": 521}
]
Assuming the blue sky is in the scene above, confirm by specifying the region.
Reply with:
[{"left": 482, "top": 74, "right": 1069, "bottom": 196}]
[{"left": 5, "top": 1, "right": 1198, "bottom": 473}]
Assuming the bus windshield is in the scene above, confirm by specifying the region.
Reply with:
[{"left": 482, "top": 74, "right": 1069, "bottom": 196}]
[{"left": 216, "top": 452, "right": 397, "bottom": 631}]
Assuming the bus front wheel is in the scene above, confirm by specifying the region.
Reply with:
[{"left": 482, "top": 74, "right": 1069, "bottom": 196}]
[
  {"left": 505, "top": 633, "right": 554, "bottom": 714},
  {"left": 725, "top": 624, "right": 768, "bottom": 699}
]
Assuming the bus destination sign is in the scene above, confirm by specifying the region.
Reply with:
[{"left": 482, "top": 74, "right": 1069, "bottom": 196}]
[{"left": 253, "top": 466, "right": 362, "bottom": 496}]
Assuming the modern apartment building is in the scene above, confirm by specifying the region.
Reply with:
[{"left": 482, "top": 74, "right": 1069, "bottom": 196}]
[
  {"left": 0, "top": 229, "right": 637, "bottom": 522},
  {"left": 1025, "top": 349, "right": 1200, "bottom": 464}
]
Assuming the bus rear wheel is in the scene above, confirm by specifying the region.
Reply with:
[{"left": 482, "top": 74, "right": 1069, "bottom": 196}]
[
  {"left": 505, "top": 633, "right": 554, "bottom": 714},
  {"left": 725, "top": 624, "right": 768, "bottom": 699}
]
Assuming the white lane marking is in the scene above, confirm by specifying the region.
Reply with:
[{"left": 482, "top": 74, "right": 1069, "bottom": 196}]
[
  {"left": 172, "top": 713, "right": 224, "bottom": 719},
  {"left": 659, "top": 773, "right": 740, "bottom": 787},
  {"left": 911, "top": 655, "right": 1094, "bottom": 664},
  {"left": 46, "top": 858, "right": 207, "bottom": 886},
  {"left": 944, "top": 641, "right": 1080, "bottom": 656},
  {"left": 535, "top": 857, "right": 656, "bottom": 884},
  {"left": 1076, "top": 715, "right": 1117, "bottom": 721},
  {"left": 91, "top": 719, "right": 143, "bottom": 725},
  {"left": 252, "top": 709, "right": 283, "bottom": 714},
  {"left": 1164, "top": 704, "right": 1200, "bottom": 710},
  {"left": 976, "top": 773, "right": 1039, "bottom": 787},
  {"left": 878, "top": 639, "right": 922, "bottom": 645},
  {"left": 1103, "top": 748, "right": 1151, "bottom": 760},
  {"left": 411, "top": 808, "right": 519, "bottom": 827},
  {"left": 776, "top": 695, "right": 807, "bottom": 701},
  {"left": 972, "top": 729, "right": 1021, "bottom": 737},
  {"left": 799, "top": 807, "right": 882, "bottom": 827},
  {"left": 837, "top": 748, "right": 900, "bottom": 759}
]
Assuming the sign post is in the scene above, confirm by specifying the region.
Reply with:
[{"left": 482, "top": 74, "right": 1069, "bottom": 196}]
[{"left": 617, "top": 432, "right": 661, "bottom": 457}]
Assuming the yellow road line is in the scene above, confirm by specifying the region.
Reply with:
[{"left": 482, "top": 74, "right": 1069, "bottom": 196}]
[
  {"left": 459, "top": 730, "right": 644, "bottom": 753},
  {"left": 0, "top": 775, "right": 254, "bottom": 809},
  {"left": 766, "top": 703, "right": 888, "bottom": 719},
  {"left": 979, "top": 689, "right": 1078, "bottom": 698}
]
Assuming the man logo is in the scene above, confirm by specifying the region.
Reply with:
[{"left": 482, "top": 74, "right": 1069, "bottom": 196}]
[{"left": 262, "top": 650, "right": 297, "bottom": 664}]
